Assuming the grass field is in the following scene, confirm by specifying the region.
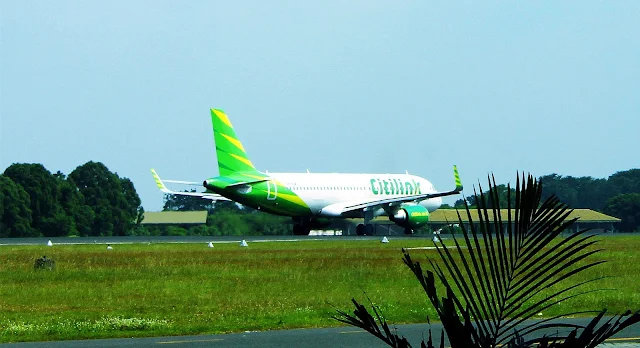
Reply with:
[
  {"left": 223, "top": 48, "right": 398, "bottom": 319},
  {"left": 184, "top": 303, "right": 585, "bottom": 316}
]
[{"left": 0, "top": 236, "right": 638, "bottom": 342}]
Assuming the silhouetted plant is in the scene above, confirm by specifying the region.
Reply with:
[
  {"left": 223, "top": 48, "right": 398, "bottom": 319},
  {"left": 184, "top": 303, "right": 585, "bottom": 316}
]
[{"left": 335, "top": 174, "right": 640, "bottom": 348}]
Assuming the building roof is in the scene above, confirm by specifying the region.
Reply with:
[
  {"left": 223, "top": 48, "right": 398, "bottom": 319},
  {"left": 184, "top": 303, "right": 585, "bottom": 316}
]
[
  {"left": 142, "top": 211, "right": 208, "bottom": 225},
  {"left": 352, "top": 209, "right": 621, "bottom": 225}
]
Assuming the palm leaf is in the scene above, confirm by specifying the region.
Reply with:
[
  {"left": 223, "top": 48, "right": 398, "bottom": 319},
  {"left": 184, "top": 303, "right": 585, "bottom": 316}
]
[
  {"left": 335, "top": 173, "right": 640, "bottom": 347},
  {"left": 422, "top": 173, "right": 638, "bottom": 346}
]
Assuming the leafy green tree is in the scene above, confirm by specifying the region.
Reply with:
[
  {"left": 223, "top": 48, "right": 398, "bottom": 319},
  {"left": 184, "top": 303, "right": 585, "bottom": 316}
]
[
  {"left": 163, "top": 191, "right": 214, "bottom": 211},
  {"left": 466, "top": 183, "right": 516, "bottom": 209},
  {"left": 608, "top": 169, "right": 640, "bottom": 196},
  {"left": 453, "top": 198, "right": 469, "bottom": 209},
  {"left": 3, "top": 163, "right": 72, "bottom": 236},
  {"left": 206, "top": 211, "right": 251, "bottom": 235},
  {"left": 69, "top": 161, "right": 143, "bottom": 236},
  {"left": 119, "top": 178, "right": 145, "bottom": 229},
  {"left": 211, "top": 200, "right": 244, "bottom": 213},
  {"left": 539, "top": 174, "right": 614, "bottom": 211},
  {"left": 244, "top": 212, "right": 290, "bottom": 235},
  {"left": 604, "top": 193, "right": 640, "bottom": 232},
  {"left": 0, "top": 175, "right": 36, "bottom": 237}
]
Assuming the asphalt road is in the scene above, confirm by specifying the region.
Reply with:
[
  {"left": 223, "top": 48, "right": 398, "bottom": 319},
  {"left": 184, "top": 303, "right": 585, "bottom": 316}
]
[
  {"left": 0, "top": 235, "right": 401, "bottom": 246},
  {"left": 2, "top": 232, "right": 633, "bottom": 246},
  {"left": 2, "top": 319, "right": 640, "bottom": 347}
]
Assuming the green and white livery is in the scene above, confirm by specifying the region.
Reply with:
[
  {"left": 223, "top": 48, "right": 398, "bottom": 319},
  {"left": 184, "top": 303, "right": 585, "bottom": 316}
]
[{"left": 152, "top": 109, "right": 463, "bottom": 235}]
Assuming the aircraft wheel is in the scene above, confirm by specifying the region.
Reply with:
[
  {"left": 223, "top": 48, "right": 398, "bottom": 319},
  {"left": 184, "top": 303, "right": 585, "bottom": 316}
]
[
  {"left": 293, "top": 224, "right": 303, "bottom": 235},
  {"left": 365, "top": 224, "right": 375, "bottom": 235},
  {"left": 356, "top": 224, "right": 365, "bottom": 236},
  {"left": 404, "top": 227, "right": 413, "bottom": 235}
]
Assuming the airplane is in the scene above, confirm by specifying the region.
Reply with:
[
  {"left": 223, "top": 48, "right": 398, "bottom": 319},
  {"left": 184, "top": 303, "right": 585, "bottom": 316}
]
[{"left": 151, "top": 109, "right": 463, "bottom": 235}]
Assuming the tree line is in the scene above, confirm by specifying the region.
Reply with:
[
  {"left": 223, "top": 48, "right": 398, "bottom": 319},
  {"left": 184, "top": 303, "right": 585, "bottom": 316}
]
[
  {"left": 1, "top": 162, "right": 143, "bottom": 237},
  {"left": 0, "top": 161, "right": 290, "bottom": 237},
  {"left": 2, "top": 162, "right": 639, "bottom": 236},
  {"left": 153, "top": 192, "right": 291, "bottom": 236},
  {"left": 447, "top": 169, "right": 640, "bottom": 231}
]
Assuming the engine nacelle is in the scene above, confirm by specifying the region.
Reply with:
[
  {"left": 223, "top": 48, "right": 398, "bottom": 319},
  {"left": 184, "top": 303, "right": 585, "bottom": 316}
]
[{"left": 390, "top": 204, "right": 430, "bottom": 229}]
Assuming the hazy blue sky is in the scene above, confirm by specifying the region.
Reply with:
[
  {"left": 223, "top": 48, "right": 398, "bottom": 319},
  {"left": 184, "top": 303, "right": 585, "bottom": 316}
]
[{"left": 2, "top": 1, "right": 639, "bottom": 211}]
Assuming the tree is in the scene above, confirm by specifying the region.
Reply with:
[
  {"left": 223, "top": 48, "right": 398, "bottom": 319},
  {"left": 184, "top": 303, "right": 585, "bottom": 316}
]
[
  {"left": 466, "top": 183, "right": 516, "bottom": 209},
  {"left": 453, "top": 198, "right": 469, "bottom": 209},
  {"left": 0, "top": 175, "right": 36, "bottom": 237},
  {"left": 163, "top": 191, "right": 214, "bottom": 211},
  {"left": 3, "top": 163, "right": 71, "bottom": 236},
  {"left": 539, "top": 171, "right": 640, "bottom": 212},
  {"left": 69, "top": 161, "right": 143, "bottom": 236},
  {"left": 336, "top": 174, "right": 640, "bottom": 347},
  {"left": 604, "top": 193, "right": 640, "bottom": 232},
  {"left": 608, "top": 169, "right": 640, "bottom": 196}
]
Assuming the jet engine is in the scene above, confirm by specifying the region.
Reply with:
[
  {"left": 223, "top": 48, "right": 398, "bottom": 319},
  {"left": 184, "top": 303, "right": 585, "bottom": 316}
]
[{"left": 389, "top": 204, "right": 430, "bottom": 229}]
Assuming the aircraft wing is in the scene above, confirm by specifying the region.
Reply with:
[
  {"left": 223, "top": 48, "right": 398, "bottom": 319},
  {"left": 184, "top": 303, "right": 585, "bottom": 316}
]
[
  {"left": 151, "top": 169, "right": 231, "bottom": 201},
  {"left": 321, "top": 165, "right": 463, "bottom": 216}
]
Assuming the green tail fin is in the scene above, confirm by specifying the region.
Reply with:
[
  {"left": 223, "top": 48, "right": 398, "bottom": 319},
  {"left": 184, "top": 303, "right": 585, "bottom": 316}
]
[{"left": 210, "top": 109, "right": 260, "bottom": 176}]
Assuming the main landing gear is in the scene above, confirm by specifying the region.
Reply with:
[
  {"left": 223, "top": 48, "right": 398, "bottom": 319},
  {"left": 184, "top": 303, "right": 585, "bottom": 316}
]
[
  {"left": 356, "top": 224, "right": 375, "bottom": 236},
  {"left": 292, "top": 224, "right": 311, "bottom": 235},
  {"left": 292, "top": 217, "right": 311, "bottom": 236}
]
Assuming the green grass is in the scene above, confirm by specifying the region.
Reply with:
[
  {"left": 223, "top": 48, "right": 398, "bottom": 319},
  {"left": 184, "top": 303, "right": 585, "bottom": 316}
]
[{"left": 0, "top": 236, "right": 638, "bottom": 342}]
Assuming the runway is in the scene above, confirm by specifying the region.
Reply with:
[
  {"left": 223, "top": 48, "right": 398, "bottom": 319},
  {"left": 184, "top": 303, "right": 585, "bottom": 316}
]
[
  {"left": 3, "top": 232, "right": 633, "bottom": 247},
  {"left": 0, "top": 235, "right": 420, "bottom": 246},
  {"left": 2, "top": 319, "right": 639, "bottom": 347}
]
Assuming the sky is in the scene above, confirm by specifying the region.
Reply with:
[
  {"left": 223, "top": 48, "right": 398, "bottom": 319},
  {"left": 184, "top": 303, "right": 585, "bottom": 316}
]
[{"left": 1, "top": 1, "right": 639, "bottom": 212}]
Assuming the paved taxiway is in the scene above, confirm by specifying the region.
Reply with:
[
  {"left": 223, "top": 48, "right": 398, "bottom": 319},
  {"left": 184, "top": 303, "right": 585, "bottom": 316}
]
[{"left": 2, "top": 319, "right": 639, "bottom": 347}]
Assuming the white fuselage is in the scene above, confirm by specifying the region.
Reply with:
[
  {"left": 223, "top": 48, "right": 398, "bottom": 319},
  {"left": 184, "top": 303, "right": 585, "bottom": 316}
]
[{"left": 267, "top": 172, "right": 443, "bottom": 218}]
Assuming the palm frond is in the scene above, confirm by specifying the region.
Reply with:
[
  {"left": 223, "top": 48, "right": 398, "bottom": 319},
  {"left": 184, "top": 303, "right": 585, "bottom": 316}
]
[
  {"left": 333, "top": 297, "right": 417, "bottom": 348},
  {"left": 335, "top": 172, "right": 640, "bottom": 347}
]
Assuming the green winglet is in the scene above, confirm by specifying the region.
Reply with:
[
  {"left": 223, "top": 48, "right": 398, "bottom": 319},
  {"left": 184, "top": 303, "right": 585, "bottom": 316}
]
[
  {"left": 453, "top": 165, "right": 463, "bottom": 192},
  {"left": 150, "top": 168, "right": 166, "bottom": 190}
]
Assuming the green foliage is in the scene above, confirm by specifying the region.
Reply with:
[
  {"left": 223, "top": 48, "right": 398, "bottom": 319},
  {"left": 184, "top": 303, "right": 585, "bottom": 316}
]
[
  {"left": 466, "top": 184, "right": 516, "bottom": 209},
  {"left": 604, "top": 193, "right": 640, "bottom": 232},
  {"left": 163, "top": 191, "right": 214, "bottom": 211},
  {"left": 0, "top": 161, "right": 143, "bottom": 237},
  {"left": 608, "top": 169, "right": 640, "bottom": 195},
  {"left": 0, "top": 175, "right": 35, "bottom": 237},
  {"left": 336, "top": 174, "right": 640, "bottom": 347},
  {"left": 69, "top": 161, "right": 143, "bottom": 236},
  {"left": 3, "top": 163, "right": 69, "bottom": 236},
  {"left": 164, "top": 226, "right": 189, "bottom": 236},
  {"left": 540, "top": 169, "right": 640, "bottom": 212}
]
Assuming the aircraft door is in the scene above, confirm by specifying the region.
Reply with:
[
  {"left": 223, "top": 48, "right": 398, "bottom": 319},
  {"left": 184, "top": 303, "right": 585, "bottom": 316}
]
[{"left": 267, "top": 179, "right": 277, "bottom": 200}]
